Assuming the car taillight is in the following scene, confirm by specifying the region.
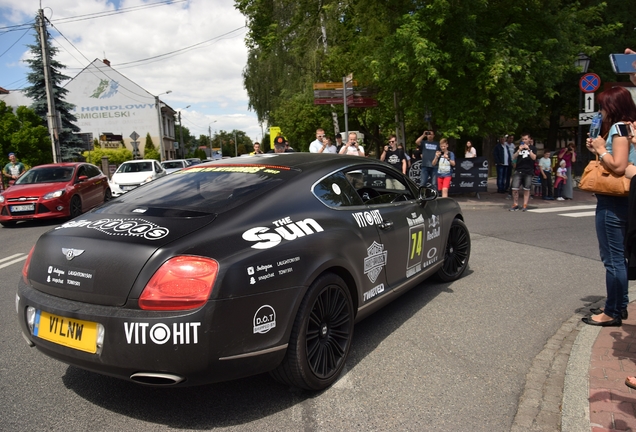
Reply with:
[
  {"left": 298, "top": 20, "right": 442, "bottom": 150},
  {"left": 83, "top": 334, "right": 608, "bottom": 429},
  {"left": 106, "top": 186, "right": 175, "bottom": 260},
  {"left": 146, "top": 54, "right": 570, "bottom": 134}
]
[
  {"left": 139, "top": 256, "right": 219, "bottom": 311},
  {"left": 22, "top": 246, "right": 35, "bottom": 285}
]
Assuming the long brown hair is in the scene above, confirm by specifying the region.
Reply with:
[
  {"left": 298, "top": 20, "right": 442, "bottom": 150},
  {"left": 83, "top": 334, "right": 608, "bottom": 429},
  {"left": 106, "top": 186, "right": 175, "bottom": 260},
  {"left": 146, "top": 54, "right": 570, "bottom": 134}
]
[{"left": 597, "top": 87, "right": 636, "bottom": 136}]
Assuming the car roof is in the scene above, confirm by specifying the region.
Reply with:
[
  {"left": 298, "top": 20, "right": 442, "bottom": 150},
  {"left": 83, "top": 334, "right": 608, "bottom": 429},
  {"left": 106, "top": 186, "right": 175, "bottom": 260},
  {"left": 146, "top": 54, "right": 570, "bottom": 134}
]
[
  {"left": 191, "top": 153, "right": 386, "bottom": 175},
  {"left": 28, "top": 162, "right": 86, "bottom": 169},
  {"left": 122, "top": 159, "right": 158, "bottom": 164}
]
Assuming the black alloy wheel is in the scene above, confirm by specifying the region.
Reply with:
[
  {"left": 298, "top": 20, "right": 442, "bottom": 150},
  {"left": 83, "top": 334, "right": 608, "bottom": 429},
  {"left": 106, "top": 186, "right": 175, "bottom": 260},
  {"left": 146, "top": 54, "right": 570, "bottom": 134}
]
[
  {"left": 69, "top": 196, "right": 82, "bottom": 218},
  {"left": 271, "top": 273, "right": 354, "bottom": 390},
  {"left": 436, "top": 218, "right": 470, "bottom": 282}
]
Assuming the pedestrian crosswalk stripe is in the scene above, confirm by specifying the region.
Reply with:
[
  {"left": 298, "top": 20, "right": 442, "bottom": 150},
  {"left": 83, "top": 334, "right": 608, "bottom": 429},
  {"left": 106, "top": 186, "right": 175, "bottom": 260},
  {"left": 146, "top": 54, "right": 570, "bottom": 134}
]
[
  {"left": 527, "top": 205, "right": 596, "bottom": 214},
  {"left": 0, "top": 253, "right": 27, "bottom": 270},
  {"left": 559, "top": 211, "right": 596, "bottom": 218}
]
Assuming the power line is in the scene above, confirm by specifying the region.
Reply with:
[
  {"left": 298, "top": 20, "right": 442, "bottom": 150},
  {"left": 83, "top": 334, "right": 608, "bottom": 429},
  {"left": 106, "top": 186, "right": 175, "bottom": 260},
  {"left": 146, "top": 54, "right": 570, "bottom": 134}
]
[
  {"left": 0, "top": 27, "right": 31, "bottom": 59},
  {"left": 0, "top": 1, "right": 186, "bottom": 32}
]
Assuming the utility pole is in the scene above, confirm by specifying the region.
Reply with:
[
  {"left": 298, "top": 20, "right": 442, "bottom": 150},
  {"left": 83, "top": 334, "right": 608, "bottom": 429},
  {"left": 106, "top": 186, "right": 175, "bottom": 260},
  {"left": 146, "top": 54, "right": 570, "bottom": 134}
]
[
  {"left": 319, "top": 5, "right": 340, "bottom": 137},
  {"left": 37, "top": 8, "right": 60, "bottom": 162}
]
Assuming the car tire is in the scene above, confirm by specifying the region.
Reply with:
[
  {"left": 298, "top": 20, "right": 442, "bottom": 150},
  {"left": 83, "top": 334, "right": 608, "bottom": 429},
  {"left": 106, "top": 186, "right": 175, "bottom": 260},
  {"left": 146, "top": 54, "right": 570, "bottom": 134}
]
[
  {"left": 104, "top": 188, "right": 112, "bottom": 202},
  {"left": 436, "top": 218, "right": 470, "bottom": 282},
  {"left": 69, "top": 196, "right": 82, "bottom": 218},
  {"left": 270, "top": 273, "right": 354, "bottom": 390}
]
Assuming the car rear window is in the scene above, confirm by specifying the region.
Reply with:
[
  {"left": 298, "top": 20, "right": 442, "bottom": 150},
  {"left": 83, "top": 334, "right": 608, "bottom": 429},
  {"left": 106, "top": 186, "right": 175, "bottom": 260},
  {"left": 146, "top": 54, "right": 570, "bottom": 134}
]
[{"left": 100, "top": 164, "right": 299, "bottom": 215}]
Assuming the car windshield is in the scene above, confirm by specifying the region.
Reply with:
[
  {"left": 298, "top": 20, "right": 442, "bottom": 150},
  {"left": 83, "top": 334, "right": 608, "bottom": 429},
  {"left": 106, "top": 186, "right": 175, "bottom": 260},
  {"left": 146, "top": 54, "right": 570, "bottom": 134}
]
[
  {"left": 162, "top": 161, "right": 183, "bottom": 169},
  {"left": 99, "top": 164, "right": 299, "bottom": 215},
  {"left": 117, "top": 162, "right": 153, "bottom": 173},
  {"left": 15, "top": 167, "right": 74, "bottom": 184}
]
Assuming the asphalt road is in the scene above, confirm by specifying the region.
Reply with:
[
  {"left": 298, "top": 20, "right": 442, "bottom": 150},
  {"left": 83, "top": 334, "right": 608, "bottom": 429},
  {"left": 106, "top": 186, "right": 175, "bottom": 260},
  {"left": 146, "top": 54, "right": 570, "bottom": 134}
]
[{"left": 0, "top": 205, "right": 610, "bottom": 431}]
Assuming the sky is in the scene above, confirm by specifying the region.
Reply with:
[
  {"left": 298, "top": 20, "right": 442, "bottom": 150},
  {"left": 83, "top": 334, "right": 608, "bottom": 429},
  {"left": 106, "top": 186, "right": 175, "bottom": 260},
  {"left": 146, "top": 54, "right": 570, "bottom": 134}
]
[{"left": 0, "top": 0, "right": 264, "bottom": 142}]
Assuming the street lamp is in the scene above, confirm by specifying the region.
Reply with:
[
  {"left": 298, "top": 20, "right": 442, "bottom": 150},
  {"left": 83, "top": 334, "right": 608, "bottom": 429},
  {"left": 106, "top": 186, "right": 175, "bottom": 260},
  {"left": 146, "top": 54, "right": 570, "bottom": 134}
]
[
  {"left": 208, "top": 120, "right": 217, "bottom": 158},
  {"left": 575, "top": 53, "right": 590, "bottom": 171},
  {"left": 178, "top": 105, "right": 190, "bottom": 159},
  {"left": 155, "top": 90, "right": 172, "bottom": 161}
]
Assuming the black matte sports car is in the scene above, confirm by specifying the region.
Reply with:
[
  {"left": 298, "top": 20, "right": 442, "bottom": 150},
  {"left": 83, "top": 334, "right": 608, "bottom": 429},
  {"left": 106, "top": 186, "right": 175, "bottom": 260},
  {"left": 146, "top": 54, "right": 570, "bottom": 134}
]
[{"left": 16, "top": 153, "right": 470, "bottom": 390}]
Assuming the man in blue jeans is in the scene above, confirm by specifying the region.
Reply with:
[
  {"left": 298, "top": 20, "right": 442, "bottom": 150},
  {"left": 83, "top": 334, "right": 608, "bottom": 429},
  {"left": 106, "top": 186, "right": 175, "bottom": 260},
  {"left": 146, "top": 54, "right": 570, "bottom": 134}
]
[
  {"left": 416, "top": 130, "right": 440, "bottom": 190},
  {"left": 493, "top": 136, "right": 512, "bottom": 193}
]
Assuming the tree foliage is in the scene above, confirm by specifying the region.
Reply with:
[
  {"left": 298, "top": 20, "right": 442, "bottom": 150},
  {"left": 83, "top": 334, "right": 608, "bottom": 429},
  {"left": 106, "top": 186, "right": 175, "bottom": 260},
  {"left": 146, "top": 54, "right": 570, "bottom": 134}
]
[
  {"left": 236, "top": 0, "right": 621, "bottom": 156},
  {"left": 0, "top": 101, "right": 51, "bottom": 167},
  {"left": 23, "top": 16, "right": 82, "bottom": 160},
  {"left": 82, "top": 148, "right": 133, "bottom": 165}
]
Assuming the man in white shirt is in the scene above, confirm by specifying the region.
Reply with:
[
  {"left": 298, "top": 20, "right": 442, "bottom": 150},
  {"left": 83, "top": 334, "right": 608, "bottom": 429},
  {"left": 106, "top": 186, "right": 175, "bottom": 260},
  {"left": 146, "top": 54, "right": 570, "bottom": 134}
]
[
  {"left": 339, "top": 132, "right": 365, "bottom": 156},
  {"left": 309, "top": 128, "right": 326, "bottom": 153}
]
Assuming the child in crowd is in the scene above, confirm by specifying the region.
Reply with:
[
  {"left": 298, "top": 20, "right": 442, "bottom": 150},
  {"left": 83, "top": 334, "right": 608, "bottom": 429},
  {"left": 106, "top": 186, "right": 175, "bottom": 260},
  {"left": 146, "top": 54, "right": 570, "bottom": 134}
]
[
  {"left": 434, "top": 138, "right": 455, "bottom": 198},
  {"left": 539, "top": 150, "right": 554, "bottom": 200},
  {"left": 554, "top": 159, "right": 567, "bottom": 200}
]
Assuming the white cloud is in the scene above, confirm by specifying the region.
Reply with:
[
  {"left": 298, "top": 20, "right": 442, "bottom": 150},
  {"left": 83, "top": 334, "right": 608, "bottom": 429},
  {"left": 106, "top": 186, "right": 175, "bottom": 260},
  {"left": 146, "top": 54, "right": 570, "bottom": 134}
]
[{"left": 0, "top": 0, "right": 262, "bottom": 141}]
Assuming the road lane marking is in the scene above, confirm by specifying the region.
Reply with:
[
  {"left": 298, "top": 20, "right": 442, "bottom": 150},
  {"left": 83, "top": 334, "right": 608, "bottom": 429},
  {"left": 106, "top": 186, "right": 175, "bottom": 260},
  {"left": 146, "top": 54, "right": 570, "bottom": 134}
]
[
  {"left": 0, "top": 253, "right": 27, "bottom": 270},
  {"left": 559, "top": 211, "right": 596, "bottom": 218},
  {"left": 527, "top": 205, "right": 596, "bottom": 213}
]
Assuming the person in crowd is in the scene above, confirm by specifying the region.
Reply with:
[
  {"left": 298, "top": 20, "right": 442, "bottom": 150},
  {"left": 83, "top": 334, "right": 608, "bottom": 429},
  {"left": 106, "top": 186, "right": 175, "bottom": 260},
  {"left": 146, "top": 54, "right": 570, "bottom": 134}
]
[
  {"left": 539, "top": 150, "right": 554, "bottom": 200},
  {"left": 505, "top": 134, "right": 516, "bottom": 194},
  {"left": 316, "top": 135, "right": 338, "bottom": 154},
  {"left": 582, "top": 85, "right": 636, "bottom": 327},
  {"left": 250, "top": 142, "right": 263, "bottom": 155},
  {"left": 532, "top": 161, "right": 542, "bottom": 197},
  {"left": 334, "top": 134, "right": 344, "bottom": 152},
  {"left": 410, "top": 148, "right": 421, "bottom": 161},
  {"left": 268, "top": 136, "right": 287, "bottom": 153},
  {"left": 309, "top": 128, "right": 326, "bottom": 153},
  {"left": 339, "top": 132, "right": 365, "bottom": 156},
  {"left": 556, "top": 143, "right": 576, "bottom": 199},
  {"left": 284, "top": 140, "right": 295, "bottom": 152},
  {"left": 398, "top": 144, "right": 411, "bottom": 169},
  {"left": 433, "top": 138, "right": 455, "bottom": 198},
  {"left": 380, "top": 135, "right": 407, "bottom": 189},
  {"left": 415, "top": 129, "right": 440, "bottom": 190},
  {"left": 3, "top": 152, "right": 25, "bottom": 188},
  {"left": 465, "top": 141, "right": 477, "bottom": 158},
  {"left": 509, "top": 133, "right": 537, "bottom": 211},
  {"left": 553, "top": 159, "right": 567, "bottom": 200},
  {"left": 493, "top": 136, "right": 512, "bottom": 193}
]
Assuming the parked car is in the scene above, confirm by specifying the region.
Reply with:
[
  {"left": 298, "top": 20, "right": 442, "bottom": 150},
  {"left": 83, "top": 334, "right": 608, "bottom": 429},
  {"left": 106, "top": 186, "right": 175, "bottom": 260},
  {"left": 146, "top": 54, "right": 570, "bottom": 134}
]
[
  {"left": 17, "top": 154, "right": 470, "bottom": 389},
  {"left": 0, "top": 162, "right": 110, "bottom": 227},
  {"left": 109, "top": 159, "right": 166, "bottom": 197},
  {"left": 186, "top": 158, "right": 202, "bottom": 165},
  {"left": 161, "top": 159, "right": 191, "bottom": 174}
]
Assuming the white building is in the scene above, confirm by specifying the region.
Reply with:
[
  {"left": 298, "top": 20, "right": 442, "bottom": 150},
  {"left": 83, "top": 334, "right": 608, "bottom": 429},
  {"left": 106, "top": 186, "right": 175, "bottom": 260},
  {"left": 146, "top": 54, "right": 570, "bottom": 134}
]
[{"left": 1, "top": 58, "right": 177, "bottom": 160}]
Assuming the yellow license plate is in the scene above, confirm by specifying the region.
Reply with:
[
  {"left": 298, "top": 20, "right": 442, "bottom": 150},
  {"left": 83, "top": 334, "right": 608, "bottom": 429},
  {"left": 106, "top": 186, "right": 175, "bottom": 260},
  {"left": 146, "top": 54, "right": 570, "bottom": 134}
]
[{"left": 33, "top": 310, "right": 98, "bottom": 354}]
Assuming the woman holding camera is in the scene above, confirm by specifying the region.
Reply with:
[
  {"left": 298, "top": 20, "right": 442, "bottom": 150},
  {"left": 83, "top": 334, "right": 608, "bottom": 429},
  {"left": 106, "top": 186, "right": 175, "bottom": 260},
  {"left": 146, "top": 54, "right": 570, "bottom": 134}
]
[{"left": 583, "top": 86, "right": 636, "bottom": 326}]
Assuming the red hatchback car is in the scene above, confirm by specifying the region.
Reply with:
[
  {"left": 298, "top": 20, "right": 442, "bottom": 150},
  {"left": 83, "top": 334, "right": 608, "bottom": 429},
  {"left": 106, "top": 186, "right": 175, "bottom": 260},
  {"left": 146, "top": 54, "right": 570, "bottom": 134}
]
[{"left": 0, "top": 162, "right": 110, "bottom": 227}]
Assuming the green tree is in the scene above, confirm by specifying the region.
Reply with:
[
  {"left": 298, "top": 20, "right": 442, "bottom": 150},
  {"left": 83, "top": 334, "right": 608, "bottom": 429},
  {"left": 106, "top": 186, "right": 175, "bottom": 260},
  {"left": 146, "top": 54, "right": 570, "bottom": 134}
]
[
  {"left": 236, "top": 0, "right": 616, "bottom": 158},
  {"left": 143, "top": 132, "right": 160, "bottom": 160},
  {"left": 0, "top": 101, "right": 51, "bottom": 168},
  {"left": 23, "top": 16, "right": 82, "bottom": 160},
  {"left": 82, "top": 148, "right": 133, "bottom": 165}
]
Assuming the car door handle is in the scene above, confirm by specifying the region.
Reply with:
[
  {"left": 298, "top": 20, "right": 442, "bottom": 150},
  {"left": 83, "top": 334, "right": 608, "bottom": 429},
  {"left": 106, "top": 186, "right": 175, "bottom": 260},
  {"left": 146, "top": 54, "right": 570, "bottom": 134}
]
[{"left": 379, "top": 220, "right": 393, "bottom": 230}]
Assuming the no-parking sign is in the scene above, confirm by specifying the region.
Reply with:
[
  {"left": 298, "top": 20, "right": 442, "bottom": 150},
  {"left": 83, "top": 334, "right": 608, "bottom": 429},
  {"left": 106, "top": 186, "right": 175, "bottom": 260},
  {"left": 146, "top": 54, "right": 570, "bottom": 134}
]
[{"left": 579, "top": 73, "right": 601, "bottom": 93}]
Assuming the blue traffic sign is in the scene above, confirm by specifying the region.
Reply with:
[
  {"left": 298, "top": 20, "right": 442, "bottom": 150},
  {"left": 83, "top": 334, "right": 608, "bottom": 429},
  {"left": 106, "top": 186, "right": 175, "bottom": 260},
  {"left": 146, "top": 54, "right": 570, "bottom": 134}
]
[{"left": 579, "top": 73, "right": 601, "bottom": 93}]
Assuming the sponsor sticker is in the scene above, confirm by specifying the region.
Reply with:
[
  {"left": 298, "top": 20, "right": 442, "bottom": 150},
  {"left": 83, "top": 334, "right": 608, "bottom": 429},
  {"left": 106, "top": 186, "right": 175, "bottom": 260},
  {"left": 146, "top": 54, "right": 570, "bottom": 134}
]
[
  {"left": 124, "top": 322, "right": 201, "bottom": 345},
  {"left": 56, "top": 218, "right": 170, "bottom": 240},
  {"left": 363, "top": 283, "right": 385, "bottom": 302},
  {"left": 352, "top": 210, "right": 382, "bottom": 228},
  {"left": 364, "top": 242, "right": 387, "bottom": 283},
  {"left": 253, "top": 305, "right": 276, "bottom": 334},
  {"left": 242, "top": 217, "right": 323, "bottom": 249}
]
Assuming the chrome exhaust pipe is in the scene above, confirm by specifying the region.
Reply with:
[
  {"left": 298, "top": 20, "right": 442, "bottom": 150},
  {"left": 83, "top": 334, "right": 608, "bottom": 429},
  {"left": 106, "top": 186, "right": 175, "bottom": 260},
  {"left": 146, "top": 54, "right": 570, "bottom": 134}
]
[{"left": 130, "top": 372, "right": 185, "bottom": 385}]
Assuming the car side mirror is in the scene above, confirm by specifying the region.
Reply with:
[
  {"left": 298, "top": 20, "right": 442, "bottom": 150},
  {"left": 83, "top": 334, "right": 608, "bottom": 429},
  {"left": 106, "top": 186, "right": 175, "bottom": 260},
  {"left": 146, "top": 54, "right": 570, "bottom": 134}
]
[
  {"left": 77, "top": 175, "right": 88, "bottom": 183},
  {"left": 418, "top": 186, "right": 437, "bottom": 203}
]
